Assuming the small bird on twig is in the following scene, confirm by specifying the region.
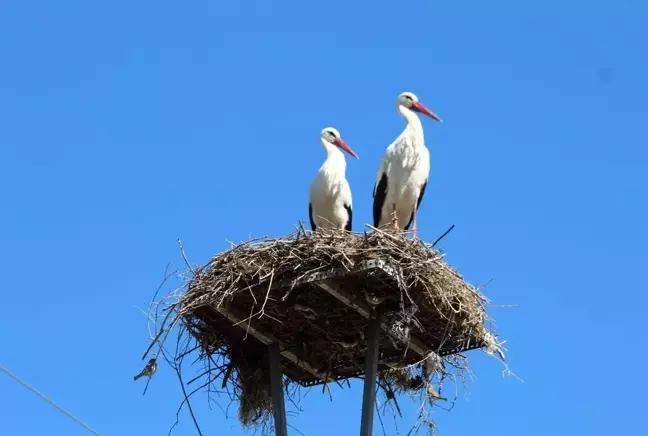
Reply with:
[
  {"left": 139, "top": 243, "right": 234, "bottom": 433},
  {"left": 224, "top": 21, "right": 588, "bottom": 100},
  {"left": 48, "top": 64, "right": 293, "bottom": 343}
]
[
  {"left": 426, "top": 383, "right": 446, "bottom": 402},
  {"left": 134, "top": 358, "right": 157, "bottom": 381}
]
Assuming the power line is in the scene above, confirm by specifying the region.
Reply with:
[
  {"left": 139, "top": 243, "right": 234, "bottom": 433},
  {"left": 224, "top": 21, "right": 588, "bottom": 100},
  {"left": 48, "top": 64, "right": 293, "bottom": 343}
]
[{"left": 0, "top": 363, "right": 100, "bottom": 435}]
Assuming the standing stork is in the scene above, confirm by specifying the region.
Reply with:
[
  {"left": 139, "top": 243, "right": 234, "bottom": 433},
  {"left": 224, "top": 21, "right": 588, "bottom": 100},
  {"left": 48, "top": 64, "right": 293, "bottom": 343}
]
[
  {"left": 373, "top": 92, "right": 442, "bottom": 237},
  {"left": 309, "top": 127, "right": 359, "bottom": 232}
]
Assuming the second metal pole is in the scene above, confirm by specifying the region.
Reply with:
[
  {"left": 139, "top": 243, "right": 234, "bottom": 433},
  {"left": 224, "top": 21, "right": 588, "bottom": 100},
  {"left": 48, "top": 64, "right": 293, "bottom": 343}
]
[
  {"left": 268, "top": 343, "right": 288, "bottom": 436},
  {"left": 360, "top": 311, "right": 381, "bottom": 436}
]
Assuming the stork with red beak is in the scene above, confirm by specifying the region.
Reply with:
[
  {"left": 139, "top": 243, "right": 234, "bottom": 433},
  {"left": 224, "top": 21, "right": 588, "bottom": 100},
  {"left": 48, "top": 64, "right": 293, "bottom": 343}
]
[
  {"left": 373, "top": 92, "right": 442, "bottom": 237},
  {"left": 309, "top": 127, "right": 359, "bottom": 232}
]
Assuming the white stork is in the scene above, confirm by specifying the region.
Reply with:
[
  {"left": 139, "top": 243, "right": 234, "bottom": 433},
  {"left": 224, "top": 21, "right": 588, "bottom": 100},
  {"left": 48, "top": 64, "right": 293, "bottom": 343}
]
[
  {"left": 373, "top": 92, "right": 442, "bottom": 237},
  {"left": 309, "top": 127, "right": 359, "bottom": 232}
]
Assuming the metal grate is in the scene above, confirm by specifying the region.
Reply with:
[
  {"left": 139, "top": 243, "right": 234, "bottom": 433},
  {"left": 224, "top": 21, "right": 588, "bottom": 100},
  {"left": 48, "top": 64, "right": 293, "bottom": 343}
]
[{"left": 205, "top": 259, "right": 485, "bottom": 386}]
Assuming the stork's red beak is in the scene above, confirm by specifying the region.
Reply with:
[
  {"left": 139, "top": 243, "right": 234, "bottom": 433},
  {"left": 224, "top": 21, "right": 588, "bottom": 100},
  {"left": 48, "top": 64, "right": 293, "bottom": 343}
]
[
  {"left": 411, "top": 101, "right": 442, "bottom": 122},
  {"left": 335, "top": 138, "right": 359, "bottom": 159}
]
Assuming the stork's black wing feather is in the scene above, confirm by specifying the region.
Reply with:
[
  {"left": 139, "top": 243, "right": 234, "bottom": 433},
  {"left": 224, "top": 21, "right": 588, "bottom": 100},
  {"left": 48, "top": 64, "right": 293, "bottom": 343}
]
[
  {"left": 344, "top": 204, "right": 353, "bottom": 231},
  {"left": 373, "top": 173, "right": 388, "bottom": 227},
  {"left": 308, "top": 203, "right": 317, "bottom": 231},
  {"left": 405, "top": 180, "right": 427, "bottom": 230}
]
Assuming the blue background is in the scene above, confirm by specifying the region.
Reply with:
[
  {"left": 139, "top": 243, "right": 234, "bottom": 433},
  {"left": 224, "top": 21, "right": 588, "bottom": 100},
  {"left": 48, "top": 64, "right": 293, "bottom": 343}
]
[{"left": 1, "top": 0, "right": 647, "bottom": 434}]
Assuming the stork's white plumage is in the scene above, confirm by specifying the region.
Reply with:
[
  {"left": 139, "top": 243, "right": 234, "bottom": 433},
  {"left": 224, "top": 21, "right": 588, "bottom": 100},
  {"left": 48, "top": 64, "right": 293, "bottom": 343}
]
[
  {"left": 309, "top": 127, "right": 359, "bottom": 232},
  {"left": 373, "top": 92, "right": 442, "bottom": 236}
]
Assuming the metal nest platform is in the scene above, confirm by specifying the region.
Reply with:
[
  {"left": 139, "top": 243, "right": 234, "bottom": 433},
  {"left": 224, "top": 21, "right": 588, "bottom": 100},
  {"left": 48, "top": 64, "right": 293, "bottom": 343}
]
[
  {"left": 149, "top": 228, "right": 502, "bottom": 436},
  {"left": 192, "top": 258, "right": 486, "bottom": 388}
]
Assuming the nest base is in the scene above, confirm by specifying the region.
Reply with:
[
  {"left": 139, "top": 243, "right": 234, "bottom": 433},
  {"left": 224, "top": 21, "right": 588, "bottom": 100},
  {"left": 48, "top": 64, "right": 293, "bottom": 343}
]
[{"left": 192, "top": 259, "right": 485, "bottom": 387}]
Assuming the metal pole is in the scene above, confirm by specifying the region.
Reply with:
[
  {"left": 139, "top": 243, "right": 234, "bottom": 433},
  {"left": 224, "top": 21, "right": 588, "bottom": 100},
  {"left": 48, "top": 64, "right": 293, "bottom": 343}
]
[
  {"left": 360, "top": 311, "right": 381, "bottom": 436},
  {"left": 268, "top": 343, "right": 288, "bottom": 436}
]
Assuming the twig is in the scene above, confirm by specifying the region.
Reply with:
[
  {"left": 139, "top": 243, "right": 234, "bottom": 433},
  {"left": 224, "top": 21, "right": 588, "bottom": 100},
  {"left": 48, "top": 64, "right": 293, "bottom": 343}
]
[
  {"left": 177, "top": 239, "right": 195, "bottom": 275},
  {"left": 141, "top": 308, "right": 175, "bottom": 360},
  {"left": 376, "top": 396, "right": 387, "bottom": 436},
  {"left": 432, "top": 224, "right": 455, "bottom": 248},
  {"left": 259, "top": 269, "right": 275, "bottom": 318},
  {"left": 221, "top": 362, "right": 233, "bottom": 389},
  {"left": 174, "top": 362, "right": 203, "bottom": 436},
  {"left": 378, "top": 376, "right": 402, "bottom": 417},
  {"left": 151, "top": 262, "right": 174, "bottom": 305},
  {"left": 142, "top": 375, "right": 152, "bottom": 395}
]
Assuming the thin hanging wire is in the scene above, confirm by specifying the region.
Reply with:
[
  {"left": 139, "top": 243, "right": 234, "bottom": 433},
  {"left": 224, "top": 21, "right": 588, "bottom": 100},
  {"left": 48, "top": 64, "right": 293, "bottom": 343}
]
[{"left": 0, "top": 362, "right": 100, "bottom": 435}]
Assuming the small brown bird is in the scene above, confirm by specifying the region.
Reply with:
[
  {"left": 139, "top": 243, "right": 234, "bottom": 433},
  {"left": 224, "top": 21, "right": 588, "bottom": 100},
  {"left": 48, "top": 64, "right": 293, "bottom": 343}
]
[
  {"left": 426, "top": 383, "right": 447, "bottom": 402},
  {"left": 134, "top": 358, "right": 157, "bottom": 381}
]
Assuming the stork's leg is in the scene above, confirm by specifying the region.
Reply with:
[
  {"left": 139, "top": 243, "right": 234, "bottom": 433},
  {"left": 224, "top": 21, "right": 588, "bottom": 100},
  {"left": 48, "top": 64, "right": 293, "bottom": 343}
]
[
  {"left": 391, "top": 207, "right": 400, "bottom": 232},
  {"left": 411, "top": 206, "right": 418, "bottom": 239}
]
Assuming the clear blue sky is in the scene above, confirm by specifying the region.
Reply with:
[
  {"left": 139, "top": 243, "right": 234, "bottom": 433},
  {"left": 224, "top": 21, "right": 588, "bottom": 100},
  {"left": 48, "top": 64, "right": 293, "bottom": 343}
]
[{"left": 1, "top": 0, "right": 647, "bottom": 435}]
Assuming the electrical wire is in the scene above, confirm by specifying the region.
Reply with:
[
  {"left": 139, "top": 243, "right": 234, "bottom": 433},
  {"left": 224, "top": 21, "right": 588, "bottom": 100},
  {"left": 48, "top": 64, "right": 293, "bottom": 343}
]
[{"left": 0, "top": 363, "right": 100, "bottom": 435}]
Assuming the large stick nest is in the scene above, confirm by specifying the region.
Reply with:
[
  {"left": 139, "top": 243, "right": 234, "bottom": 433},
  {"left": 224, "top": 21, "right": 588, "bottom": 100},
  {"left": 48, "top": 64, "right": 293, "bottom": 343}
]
[{"left": 143, "top": 226, "right": 506, "bottom": 435}]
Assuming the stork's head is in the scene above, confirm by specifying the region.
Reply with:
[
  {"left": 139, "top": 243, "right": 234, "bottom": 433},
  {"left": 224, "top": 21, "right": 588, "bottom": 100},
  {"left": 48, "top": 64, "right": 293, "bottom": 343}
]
[
  {"left": 321, "top": 127, "right": 359, "bottom": 159},
  {"left": 397, "top": 92, "right": 442, "bottom": 122}
]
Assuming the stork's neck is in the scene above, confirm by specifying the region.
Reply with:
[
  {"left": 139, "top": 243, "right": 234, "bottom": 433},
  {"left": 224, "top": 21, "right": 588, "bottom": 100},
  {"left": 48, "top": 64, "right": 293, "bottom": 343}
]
[
  {"left": 397, "top": 105, "right": 425, "bottom": 146},
  {"left": 320, "top": 139, "right": 346, "bottom": 172}
]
